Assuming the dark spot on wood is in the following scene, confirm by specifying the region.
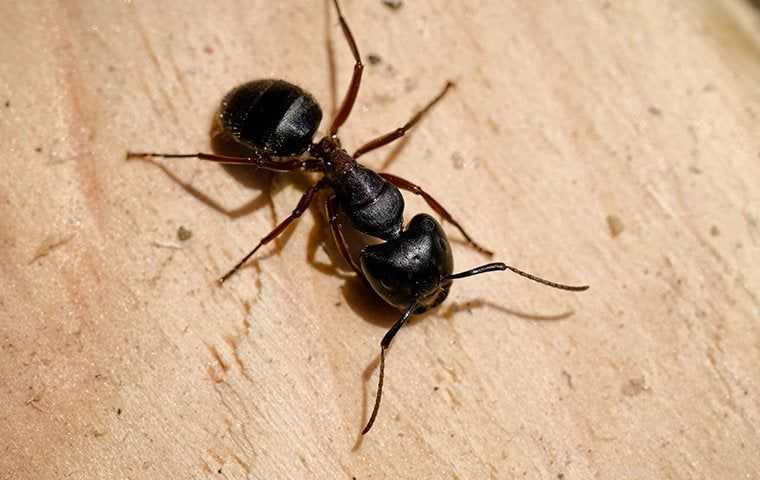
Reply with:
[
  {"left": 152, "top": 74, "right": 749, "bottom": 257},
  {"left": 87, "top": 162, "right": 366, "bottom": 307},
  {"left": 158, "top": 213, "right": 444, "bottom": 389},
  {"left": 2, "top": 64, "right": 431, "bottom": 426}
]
[
  {"left": 177, "top": 225, "right": 193, "bottom": 241},
  {"left": 451, "top": 151, "right": 465, "bottom": 170},
  {"left": 606, "top": 215, "right": 624, "bottom": 238},
  {"left": 35, "top": 147, "right": 43, "bottom": 153},
  {"left": 709, "top": 225, "right": 720, "bottom": 236},
  {"left": 561, "top": 370, "right": 574, "bottom": 390},
  {"left": 648, "top": 106, "right": 662, "bottom": 116},
  {"left": 367, "top": 53, "right": 382, "bottom": 65},
  {"left": 621, "top": 376, "right": 650, "bottom": 397},
  {"left": 117, "top": 408, "right": 122, "bottom": 415},
  {"left": 382, "top": 0, "right": 403, "bottom": 10}
]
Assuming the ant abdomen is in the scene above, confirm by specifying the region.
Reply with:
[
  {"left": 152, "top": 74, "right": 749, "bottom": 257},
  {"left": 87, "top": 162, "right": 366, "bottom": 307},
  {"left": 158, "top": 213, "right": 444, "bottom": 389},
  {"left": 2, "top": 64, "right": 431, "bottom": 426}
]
[
  {"left": 360, "top": 214, "right": 454, "bottom": 311},
  {"left": 219, "top": 79, "right": 323, "bottom": 156},
  {"left": 334, "top": 165, "right": 405, "bottom": 240}
]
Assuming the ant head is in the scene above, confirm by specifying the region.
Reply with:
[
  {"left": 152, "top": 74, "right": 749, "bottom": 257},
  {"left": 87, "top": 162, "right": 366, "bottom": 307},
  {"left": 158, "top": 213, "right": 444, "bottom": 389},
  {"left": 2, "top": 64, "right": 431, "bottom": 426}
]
[{"left": 359, "top": 214, "right": 454, "bottom": 310}]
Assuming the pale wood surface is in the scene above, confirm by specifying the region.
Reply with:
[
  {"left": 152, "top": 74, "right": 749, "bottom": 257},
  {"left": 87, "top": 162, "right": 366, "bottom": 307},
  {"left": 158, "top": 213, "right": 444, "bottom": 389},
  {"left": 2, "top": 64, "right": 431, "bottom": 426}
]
[{"left": 1, "top": 1, "right": 759, "bottom": 479}]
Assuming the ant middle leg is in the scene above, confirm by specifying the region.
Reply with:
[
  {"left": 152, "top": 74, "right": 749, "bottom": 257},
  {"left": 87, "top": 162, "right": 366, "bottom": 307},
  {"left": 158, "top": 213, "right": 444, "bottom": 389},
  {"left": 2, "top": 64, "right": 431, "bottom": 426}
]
[
  {"left": 219, "top": 179, "right": 330, "bottom": 284},
  {"left": 353, "top": 81, "right": 455, "bottom": 159},
  {"left": 326, "top": 195, "right": 366, "bottom": 280},
  {"left": 328, "top": 0, "right": 364, "bottom": 136},
  {"left": 126, "top": 151, "right": 323, "bottom": 173},
  {"left": 379, "top": 172, "right": 494, "bottom": 256}
]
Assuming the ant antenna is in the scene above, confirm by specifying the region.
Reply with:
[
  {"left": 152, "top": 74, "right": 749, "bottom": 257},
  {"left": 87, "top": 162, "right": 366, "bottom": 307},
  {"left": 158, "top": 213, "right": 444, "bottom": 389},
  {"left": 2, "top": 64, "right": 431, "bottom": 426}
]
[
  {"left": 362, "top": 302, "right": 417, "bottom": 435},
  {"left": 362, "top": 265, "right": 587, "bottom": 435},
  {"left": 446, "top": 262, "right": 589, "bottom": 291},
  {"left": 362, "top": 344, "right": 387, "bottom": 435}
]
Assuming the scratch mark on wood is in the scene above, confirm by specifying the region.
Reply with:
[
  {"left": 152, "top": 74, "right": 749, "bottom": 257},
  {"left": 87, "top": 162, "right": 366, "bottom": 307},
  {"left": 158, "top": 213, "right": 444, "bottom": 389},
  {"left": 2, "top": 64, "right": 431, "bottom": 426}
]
[
  {"left": 29, "top": 233, "right": 75, "bottom": 264},
  {"left": 224, "top": 335, "right": 253, "bottom": 382},
  {"left": 53, "top": 13, "right": 103, "bottom": 231},
  {"left": 231, "top": 453, "right": 251, "bottom": 474},
  {"left": 437, "top": 357, "right": 460, "bottom": 383},
  {"left": 148, "top": 250, "right": 177, "bottom": 286},
  {"left": 445, "top": 387, "right": 463, "bottom": 407},
  {"left": 224, "top": 418, "right": 257, "bottom": 461},
  {"left": 206, "top": 343, "right": 230, "bottom": 383}
]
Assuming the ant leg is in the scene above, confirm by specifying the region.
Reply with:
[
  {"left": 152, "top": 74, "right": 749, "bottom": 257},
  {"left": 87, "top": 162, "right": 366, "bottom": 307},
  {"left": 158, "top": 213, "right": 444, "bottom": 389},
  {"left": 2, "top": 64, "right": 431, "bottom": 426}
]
[
  {"left": 326, "top": 195, "right": 366, "bottom": 279},
  {"left": 328, "top": 0, "right": 364, "bottom": 135},
  {"left": 353, "top": 81, "right": 455, "bottom": 159},
  {"left": 126, "top": 151, "right": 323, "bottom": 172},
  {"left": 379, "top": 172, "right": 494, "bottom": 256},
  {"left": 219, "top": 179, "right": 330, "bottom": 283},
  {"left": 362, "top": 301, "right": 418, "bottom": 435}
]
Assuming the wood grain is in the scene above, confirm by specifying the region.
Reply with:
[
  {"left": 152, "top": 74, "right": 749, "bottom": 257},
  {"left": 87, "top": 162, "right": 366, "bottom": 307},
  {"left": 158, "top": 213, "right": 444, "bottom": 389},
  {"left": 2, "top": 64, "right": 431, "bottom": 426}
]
[{"left": 1, "top": 1, "right": 759, "bottom": 478}]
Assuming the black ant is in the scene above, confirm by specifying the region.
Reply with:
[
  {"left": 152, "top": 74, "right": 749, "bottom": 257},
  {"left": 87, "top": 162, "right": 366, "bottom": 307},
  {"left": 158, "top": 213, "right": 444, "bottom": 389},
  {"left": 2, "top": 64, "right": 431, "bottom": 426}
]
[{"left": 127, "top": 0, "right": 589, "bottom": 435}]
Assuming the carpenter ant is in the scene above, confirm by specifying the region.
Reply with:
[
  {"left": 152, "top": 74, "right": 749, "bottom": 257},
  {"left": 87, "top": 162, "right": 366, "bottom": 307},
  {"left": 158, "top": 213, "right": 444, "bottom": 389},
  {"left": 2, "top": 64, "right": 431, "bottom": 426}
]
[{"left": 127, "top": 0, "right": 589, "bottom": 435}]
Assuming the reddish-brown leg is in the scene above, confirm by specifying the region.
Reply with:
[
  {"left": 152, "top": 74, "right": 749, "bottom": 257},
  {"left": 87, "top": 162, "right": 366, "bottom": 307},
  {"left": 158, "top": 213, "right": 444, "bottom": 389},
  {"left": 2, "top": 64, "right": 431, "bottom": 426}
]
[
  {"left": 353, "top": 81, "right": 455, "bottom": 159},
  {"left": 379, "top": 172, "right": 494, "bottom": 256},
  {"left": 219, "top": 179, "right": 330, "bottom": 283},
  {"left": 328, "top": 0, "right": 364, "bottom": 135},
  {"left": 326, "top": 195, "right": 366, "bottom": 280},
  {"left": 126, "top": 151, "right": 323, "bottom": 172}
]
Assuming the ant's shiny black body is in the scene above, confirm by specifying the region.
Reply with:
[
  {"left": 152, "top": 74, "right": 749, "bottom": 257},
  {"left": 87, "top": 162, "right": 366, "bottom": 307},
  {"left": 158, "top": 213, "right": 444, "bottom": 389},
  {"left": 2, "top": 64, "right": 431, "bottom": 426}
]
[{"left": 128, "top": 0, "right": 588, "bottom": 435}]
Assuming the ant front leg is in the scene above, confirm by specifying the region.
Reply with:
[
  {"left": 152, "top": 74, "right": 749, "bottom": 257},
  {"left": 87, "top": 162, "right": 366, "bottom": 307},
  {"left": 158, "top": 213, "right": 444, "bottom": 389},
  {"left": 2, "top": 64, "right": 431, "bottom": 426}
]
[
  {"left": 126, "top": 151, "right": 323, "bottom": 173},
  {"left": 219, "top": 178, "right": 330, "bottom": 284},
  {"left": 379, "top": 173, "right": 494, "bottom": 257},
  {"left": 328, "top": 0, "right": 364, "bottom": 135},
  {"left": 353, "top": 81, "right": 455, "bottom": 159}
]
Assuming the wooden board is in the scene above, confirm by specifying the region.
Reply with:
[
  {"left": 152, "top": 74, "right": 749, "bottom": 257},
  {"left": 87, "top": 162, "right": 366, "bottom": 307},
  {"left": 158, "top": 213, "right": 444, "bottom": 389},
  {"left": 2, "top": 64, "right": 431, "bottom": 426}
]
[{"left": 1, "top": 1, "right": 759, "bottom": 478}]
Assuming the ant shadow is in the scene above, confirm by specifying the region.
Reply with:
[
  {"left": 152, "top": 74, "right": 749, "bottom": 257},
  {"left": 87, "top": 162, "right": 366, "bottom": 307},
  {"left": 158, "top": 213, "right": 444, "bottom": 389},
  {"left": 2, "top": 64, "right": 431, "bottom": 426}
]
[
  {"left": 129, "top": 113, "right": 320, "bottom": 267},
  {"left": 128, "top": 0, "right": 584, "bottom": 442}
]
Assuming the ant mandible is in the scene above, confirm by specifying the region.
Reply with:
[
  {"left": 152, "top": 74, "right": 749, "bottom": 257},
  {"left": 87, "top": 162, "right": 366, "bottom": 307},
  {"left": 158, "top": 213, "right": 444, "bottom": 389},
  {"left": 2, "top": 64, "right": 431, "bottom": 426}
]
[{"left": 127, "top": 0, "right": 589, "bottom": 435}]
